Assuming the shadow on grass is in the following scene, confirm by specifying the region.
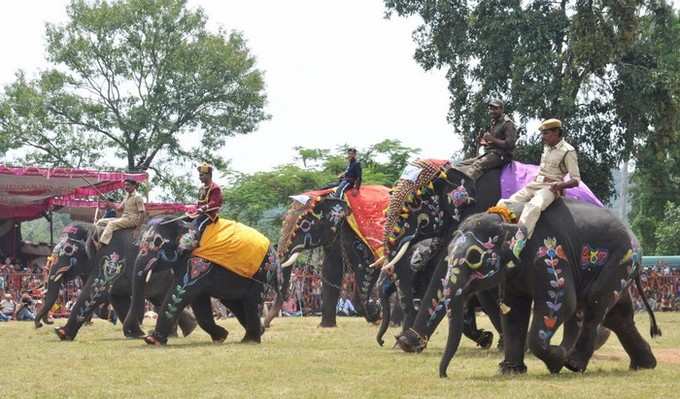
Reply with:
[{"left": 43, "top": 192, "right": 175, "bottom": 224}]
[
  {"left": 128, "top": 341, "right": 248, "bottom": 350},
  {"left": 467, "top": 367, "right": 645, "bottom": 383},
  {"left": 389, "top": 346, "right": 505, "bottom": 359}
]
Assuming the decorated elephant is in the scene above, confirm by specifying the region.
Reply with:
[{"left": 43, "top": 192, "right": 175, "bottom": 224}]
[
  {"left": 438, "top": 200, "right": 660, "bottom": 377},
  {"left": 35, "top": 224, "right": 93, "bottom": 328},
  {"left": 124, "top": 217, "right": 284, "bottom": 345},
  {"left": 276, "top": 186, "right": 388, "bottom": 327},
  {"left": 53, "top": 223, "right": 197, "bottom": 341},
  {"left": 380, "top": 160, "right": 505, "bottom": 351}
]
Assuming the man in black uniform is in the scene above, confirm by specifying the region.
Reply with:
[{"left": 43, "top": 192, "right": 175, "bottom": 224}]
[
  {"left": 335, "top": 148, "right": 362, "bottom": 198},
  {"left": 457, "top": 99, "right": 517, "bottom": 180}
]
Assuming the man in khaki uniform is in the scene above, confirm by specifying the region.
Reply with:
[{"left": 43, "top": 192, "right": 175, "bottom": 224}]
[
  {"left": 497, "top": 118, "right": 580, "bottom": 256},
  {"left": 457, "top": 99, "right": 517, "bottom": 180},
  {"left": 98, "top": 179, "right": 145, "bottom": 248}
]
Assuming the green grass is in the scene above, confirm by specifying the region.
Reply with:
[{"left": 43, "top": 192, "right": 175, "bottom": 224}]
[{"left": 2, "top": 313, "right": 680, "bottom": 398}]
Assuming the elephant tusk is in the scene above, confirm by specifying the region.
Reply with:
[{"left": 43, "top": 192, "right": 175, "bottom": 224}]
[
  {"left": 369, "top": 256, "right": 385, "bottom": 268},
  {"left": 54, "top": 273, "right": 63, "bottom": 282},
  {"left": 145, "top": 269, "right": 153, "bottom": 283},
  {"left": 281, "top": 252, "right": 300, "bottom": 268},
  {"left": 382, "top": 241, "right": 411, "bottom": 271}
]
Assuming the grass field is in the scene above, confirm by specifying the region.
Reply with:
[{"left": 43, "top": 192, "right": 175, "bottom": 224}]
[{"left": 1, "top": 312, "right": 680, "bottom": 398}]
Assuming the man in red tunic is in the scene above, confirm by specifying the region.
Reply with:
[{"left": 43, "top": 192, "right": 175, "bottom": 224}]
[{"left": 180, "top": 163, "right": 223, "bottom": 252}]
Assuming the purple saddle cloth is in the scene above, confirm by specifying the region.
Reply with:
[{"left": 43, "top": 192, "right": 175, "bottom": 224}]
[{"left": 500, "top": 161, "right": 604, "bottom": 208}]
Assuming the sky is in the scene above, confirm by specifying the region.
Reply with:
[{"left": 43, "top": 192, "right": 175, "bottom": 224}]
[
  {"left": 0, "top": 0, "right": 457, "bottom": 175},
  {"left": 2, "top": 0, "right": 679, "bottom": 176}
]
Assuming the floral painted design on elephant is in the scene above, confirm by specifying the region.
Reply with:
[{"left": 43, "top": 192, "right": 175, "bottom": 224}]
[
  {"left": 537, "top": 238, "right": 567, "bottom": 349},
  {"left": 77, "top": 252, "right": 125, "bottom": 322},
  {"left": 580, "top": 245, "right": 608, "bottom": 271},
  {"left": 165, "top": 257, "right": 213, "bottom": 320}
]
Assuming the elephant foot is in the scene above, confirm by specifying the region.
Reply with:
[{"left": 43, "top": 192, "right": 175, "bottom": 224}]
[
  {"left": 318, "top": 321, "right": 336, "bottom": 328},
  {"left": 179, "top": 315, "right": 198, "bottom": 337},
  {"left": 124, "top": 326, "right": 146, "bottom": 339},
  {"left": 629, "top": 350, "right": 657, "bottom": 370},
  {"left": 498, "top": 360, "right": 527, "bottom": 375},
  {"left": 475, "top": 330, "right": 494, "bottom": 349},
  {"left": 564, "top": 353, "right": 588, "bottom": 373},
  {"left": 144, "top": 334, "right": 167, "bottom": 346},
  {"left": 54, "top": 327, "right": 74, "bottom": 341},
  {"left": 241, "top": 334, "right": 261, "bottom": 344},
  {"left": 211, "top": 329, "right": 229, "bottom": 344},
  {"left": 35, "top": 320, "right": 43, "bottom": 329}
]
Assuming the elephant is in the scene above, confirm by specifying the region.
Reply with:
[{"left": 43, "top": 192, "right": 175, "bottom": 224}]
[
  {"left": 438, "top": 199, "right": 661, "bottom": 377},
  {"left": 34, "top": 224, "right": 93, "bottom": 328},
  {"left": 381, "top": 160, "right": 505, "bottom": 351},
  {"left": 123, "top": 217, "right": 284, "bottom": 345},
  {"left": 276, "top": 191, "right": 384, "bottom": 328},
  {"left": 52, "top": 223, "right": 197, "bottom": 341}
]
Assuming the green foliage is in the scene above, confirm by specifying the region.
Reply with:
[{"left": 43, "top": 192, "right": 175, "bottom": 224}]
[
  {"left": 654, "top": 202, "right": 680, "bottom": 255},
  {"left": 20, "top": 212, "right": 72, "bottom": 244},
  {"left": 383, "top": 0, "right": 680, "bottom": 202},
  {"left": 0, "top": 0, "right": 268, "bottom": 189}
]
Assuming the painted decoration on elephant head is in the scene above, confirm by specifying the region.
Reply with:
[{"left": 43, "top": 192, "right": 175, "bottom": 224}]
[
  {"left": 580, "top": 244, "right": 609, "bottom": 271},
  {"left": 537, "top": 237, "right": 567, "bottom": 349},
  {"left": 449, "top": 179, "right": 471, "bottom": 208}
]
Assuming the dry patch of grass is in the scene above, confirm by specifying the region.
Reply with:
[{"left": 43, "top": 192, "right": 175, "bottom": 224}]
[{"left": 1, "top": 312, "right": 679, "bottom": 398}]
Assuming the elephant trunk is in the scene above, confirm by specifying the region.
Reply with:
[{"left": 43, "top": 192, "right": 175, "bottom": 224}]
[
  {"left": 35, "top": 278, "right": 60, "bottom": 328},
  {"left": 376, "top": 286, "right": 392, "bottom": 346},
  {"left": 123, "top": 259, "right": 150, "bottom": 338},
  {"left": 355, "top": 265, "right": 380, "bottom": 323},
  {"left": 439, "top": 295, "right": 465, "bottom": 378}
]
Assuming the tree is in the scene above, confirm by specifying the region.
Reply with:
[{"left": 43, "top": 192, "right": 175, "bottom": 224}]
[
  {"left": 654, "top": 202, "right": 680, "bottom": 255},
  {"left": 383, "top": 0, "right": 667, "bottom": 202},
  {"left": 0, "top": 0, "right": 268, "bottom": 188}
]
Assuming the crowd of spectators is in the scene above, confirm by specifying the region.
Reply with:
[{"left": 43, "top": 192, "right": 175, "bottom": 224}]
[
  {"left": 633, "top": 264, "right": 680, "bottom": 312},
  {"left": 0, "top": 256, "right": 80, "bottom": 322}
]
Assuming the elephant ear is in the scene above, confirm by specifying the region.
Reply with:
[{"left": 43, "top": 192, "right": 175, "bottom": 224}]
[{"left": 320, "top": 198, "right": 350, "bottom": 224}]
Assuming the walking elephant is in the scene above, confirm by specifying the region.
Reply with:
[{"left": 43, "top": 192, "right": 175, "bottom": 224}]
[
  {"left": 438, "top": 200, "right": 660, "bottom": 377},
  {"left": 52, "top": 223, "right": 197, "bottom": 341},
  {"left": 380, "top": 160, "right": 505, "bottom": 351},
  {"left": 123, "top": 217, "right": 284, "bottom": 345},
  {"left": 35, "top": 224, "right": 93, "bottom": 328},
  {"left": 276, "top": 186, "right": 387, "bottom": 327}
]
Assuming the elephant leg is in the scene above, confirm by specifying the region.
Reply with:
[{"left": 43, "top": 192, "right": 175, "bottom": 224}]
[
  {"left": 145, "top": 280, "right": 205, "bottom": 345},
  {"left": 462, "top": 298, "right": 493, "bottom": 349},
  {"left": 109, "top": 294, "right": 132, "bottom": 334},
  {"left": 559, "top": 314, "right": 582, "bottom": 353},
  {"left": 498, "top": 295, "right": 531, "bottom": 375},
  {"left": 565, "top": 254, "right": 632, "bottom": 372},
  {"left": 222, "top": 300, "right": 248, "bottom": 331},
  {"left": 191, "top": 294, "right": 228, "bottom": 343},
  {"left": 527, "top": 293, "right": 576, "bottom": 374},
  {"left": 241, "top": 293, "right": 263, "bottom": 343},
  {"left": 319, "top": 254, "right": 342, "bottom": 328},
  {"left": 55, "top": 274, "right": 110, "bottom": 341},
  {"left": 177, "top": 309, "right": 198, "bottom": 337},
  {"left": 602, "top": 293, "right": 656, "bottom": 370}
]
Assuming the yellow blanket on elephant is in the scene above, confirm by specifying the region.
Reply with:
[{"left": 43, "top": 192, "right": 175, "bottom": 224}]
[{"left": 191, "top": 218, "right": 270, "bottom": 278}]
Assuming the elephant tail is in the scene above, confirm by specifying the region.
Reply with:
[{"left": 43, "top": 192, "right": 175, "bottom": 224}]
[{"left": 634, "top": 272, "right": 662, "bottom": 338}]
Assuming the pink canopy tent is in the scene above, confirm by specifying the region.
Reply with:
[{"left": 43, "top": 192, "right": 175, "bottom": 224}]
[
  {"left": 0, "top": 165, "right": 147, "bottom": 221},
  {"left": 50, "top": 198, "right": 196, "bottom": 222}
]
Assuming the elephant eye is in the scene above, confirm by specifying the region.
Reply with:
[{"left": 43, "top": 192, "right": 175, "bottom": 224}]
[
  {"left": 63, "top": 244, "right": 76, "bottom": 256},
  {"left": 464, "top": 246, "right": 483, "bottom": 269},
  {"left": 153, "top": 235, "right": 165, "bottom": 248}
]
